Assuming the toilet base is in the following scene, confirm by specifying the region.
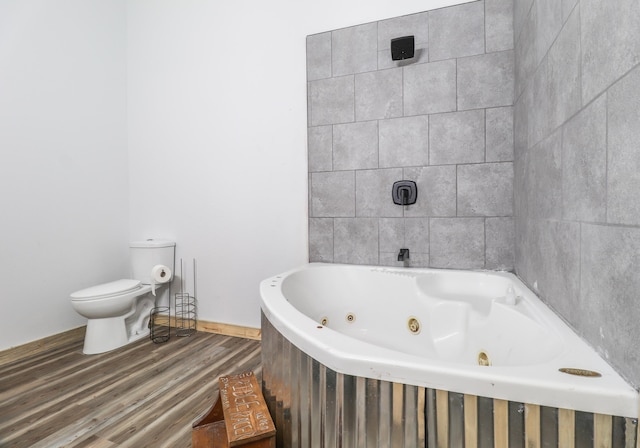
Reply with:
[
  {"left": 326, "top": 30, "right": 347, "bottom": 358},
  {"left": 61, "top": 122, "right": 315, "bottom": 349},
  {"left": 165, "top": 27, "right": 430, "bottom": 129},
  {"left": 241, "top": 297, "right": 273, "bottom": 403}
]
[
  {"left": 128, "top": 328, "right": 151, "bottom": 344},
  {"left": 83, "top": 317, "right": 129, "bottom": 355}
]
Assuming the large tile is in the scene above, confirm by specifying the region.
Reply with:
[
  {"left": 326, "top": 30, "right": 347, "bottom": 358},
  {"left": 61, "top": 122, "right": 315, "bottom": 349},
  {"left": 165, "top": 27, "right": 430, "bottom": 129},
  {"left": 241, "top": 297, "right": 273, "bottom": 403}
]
[
  {"left": 334, "top": 218, "right": 379, "bottom": 265},
  {"left": 486, "top": 106, "right": 514, "bottom": 162},
  {"left": 429, "top": 110, "right": 485, "bottom": 165},
  {"left": 581, "top": 0, "right": 640, "bottom": 104},
  {"left": 379, "top": 217, "right": 404, "bottom": 253},
  {"left": 308, "top": 125, "right": 332, "bottom": 172},
  {"left": 485, "top": 217, "right": 514, "bottom": 270},
  {"left": 429, "top": 1, "right": 485, "bottom": 61},
  {"left": 306, "top": 32, "right": 331, "bottom": 81},
  {"left": 378, "top": 11, "right": 429, "bottom": 50},
  {"left": 547, "top": 5, "right": 581, "bottom": 130},
  {"left": 379, "top": 218, "right": 430, "bottom": 268},
  {"left": 405, "top": 217, "right": 429, "bottom": 254},
  {"left": 513, "top": 0, "right": 534, "bottom": 39},
  {"left": 377, "top": 10, "right": 429, "bottom": 69},
  {"left": 561, "top": 94, "right": 607, "bottom": 222},
  {"left": 562, "top": 0, "right": 579, "bottom": 23},
  {"left": 308, "top": 76, "right": 354, "bottom": 126},
  {"left": 513, "top": 83, "right": 530, "bottom": 153},
  {"left": 486, "top": 0, "right": 514, "bottom": 53},
  {"left": 458, "top": 162, "right": 514, "bottom": 217},
  {"left": 333, "top": 121, "right": 378, "bottom": 171},
  {"left": 404, "top": 165, "right": 457, "bottom": 217},
  {"left": 514, "top": 3, "right": 538, "bottom": 99},
  {"left": 378, "top": 45, "right": 429, "bottom": 70},
  {"left": 513, "top": 213, "right": 542, "bottom": 291},
  {"left": 607, "top": 65, "right": 640, "bottom": 225},
  {"left": 356, "top": 168, "right": 404, "bottom": 217},
  {"left": 430, "top": 217, "right": 485, "bottom": 269},
  {"left": 309, "top": 218, "right": 333, "bottom": 262},
  {"left": 534, "top": 0, "right": 563, "bottom": 65},
  {"left": 581, "top": 224, "right": 640, "bottom": 386},
  {"left": 355, "top": 68, "right": 403, "bottom": 121},
  {"left": 516, "top": 218, "right": 581, "bottom": 319},
  {"left": 310, "top": 171, "right": 355, "bottom": 217},
  {"left": 523, "top": 130, "right": 563, "bottom": 220},
  {"left": 332, "top": 22, "right": 378, "bottom": 76},
  {"left": 536, "top": 220, "right": 581, "bottom": 319},
  {"left": 379, "top": 251, "right": 429, "bottom": 268},
  {"left": 379, "top": 116, "right": 429, "bottom": 168},
  {"left": 458, "top": 50, "right": 514, "bottom": 110},
  {"left": 513, "top": 145, "right": 528, "bottom": 221},
  {"left": 528, "top": 59, "right": 552, "bottom": 147},
  {"left": 404, "top": 59, "right": 457, "bottom": 115}
]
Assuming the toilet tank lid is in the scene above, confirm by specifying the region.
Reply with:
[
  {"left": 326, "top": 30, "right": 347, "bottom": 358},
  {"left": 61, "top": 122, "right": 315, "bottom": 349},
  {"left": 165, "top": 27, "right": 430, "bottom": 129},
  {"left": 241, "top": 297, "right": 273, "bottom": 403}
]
[
  {"left": 71, "top": 279, "right": 142, "bottom": 300},
  {"left": 130, "top": 239, "right": 175, "bottom": 248}
]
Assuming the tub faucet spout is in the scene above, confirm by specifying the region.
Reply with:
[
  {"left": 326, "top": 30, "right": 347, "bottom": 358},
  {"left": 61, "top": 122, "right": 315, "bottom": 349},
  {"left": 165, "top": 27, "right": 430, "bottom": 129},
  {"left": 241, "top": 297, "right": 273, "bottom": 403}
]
[{"left": 398, "top": 248, "right": 410, "bottom": 261}]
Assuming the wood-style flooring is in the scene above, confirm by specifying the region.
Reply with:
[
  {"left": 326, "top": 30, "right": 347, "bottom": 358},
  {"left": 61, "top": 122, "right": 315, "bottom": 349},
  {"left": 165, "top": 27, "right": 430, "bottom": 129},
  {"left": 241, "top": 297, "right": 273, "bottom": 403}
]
[{"left": 0, "top": 331, "right": 262, "bottom": 448}]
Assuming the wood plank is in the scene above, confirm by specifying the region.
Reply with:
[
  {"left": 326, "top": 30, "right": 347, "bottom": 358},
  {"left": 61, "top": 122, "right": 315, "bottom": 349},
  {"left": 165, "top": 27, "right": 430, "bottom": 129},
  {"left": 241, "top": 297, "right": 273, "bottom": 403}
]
[
  {"left": 464, "top": 394, "right": 478, "bottom": 448},
  {"left": 167, "top": 316, "right": 262, "bottom": 340},
  {"left": 436, "top": 389, "right": 449, "bottom": 448},
  {"left": 1, "top": 334, "right": 221, "bottom": 438},
  {"left": 66, "top": 435, "right": 119, "bottom": 448},
  {"left": 0, "top": 331, "right": 261, "bottom": 448},
  {"left": 0, "top": 315, "right": 259, "bottom": 370},
  {"left": 96, "top": 338, "right": 255, "bottom": 446},
  {"left": 558, "top": 408, "right": 575, "bottom": 447},
  {"left": 391, "top": 381, "right": 404, "bottom": 448},
  {"left": 417, "top": 387, "right": 426, "bottom": 446},
  {"left": 524, "top": 403, "right": 541, "bottom": 448},
  {"left": 594, "top": 413, "right": 612, "bottom": 448},
  {"left": 493, "top": 399, "right": 509, "bottom": 448},
  {"left": 0, "top": 326, "right": 86, "bottom": 365},
  {"left": 198, "top": 320, "right": 262, "bottom": 341}
]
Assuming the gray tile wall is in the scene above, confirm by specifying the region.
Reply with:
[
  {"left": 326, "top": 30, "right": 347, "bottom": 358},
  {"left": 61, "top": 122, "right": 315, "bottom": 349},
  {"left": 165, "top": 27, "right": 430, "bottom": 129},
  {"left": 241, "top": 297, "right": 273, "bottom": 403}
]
[
  {"left": 514, "top": 0, "right": 640, "bottom": 387},
  {"left": 307, "top": 0, "right": 515, "bottom": 270}
]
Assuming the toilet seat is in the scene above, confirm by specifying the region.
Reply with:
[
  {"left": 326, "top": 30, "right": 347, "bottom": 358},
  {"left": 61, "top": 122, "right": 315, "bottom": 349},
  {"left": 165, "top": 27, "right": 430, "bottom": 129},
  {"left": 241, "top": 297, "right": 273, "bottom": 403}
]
[{"left": 71, "top": 279, "right": 142, "bottom": 301}]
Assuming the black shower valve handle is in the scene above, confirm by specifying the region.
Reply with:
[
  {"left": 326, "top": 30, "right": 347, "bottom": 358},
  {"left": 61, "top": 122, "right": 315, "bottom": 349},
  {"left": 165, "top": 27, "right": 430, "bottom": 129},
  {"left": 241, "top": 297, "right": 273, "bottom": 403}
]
[{"left": 392, "top": 180, "right": 418, "bottom": 206}]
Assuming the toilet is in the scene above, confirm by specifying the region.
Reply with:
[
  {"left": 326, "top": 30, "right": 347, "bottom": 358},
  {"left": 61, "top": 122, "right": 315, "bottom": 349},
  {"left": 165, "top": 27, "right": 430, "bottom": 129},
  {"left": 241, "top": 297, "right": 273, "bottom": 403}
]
[{"left": 70, "top": 239, "right": 176, "bottom": 354}]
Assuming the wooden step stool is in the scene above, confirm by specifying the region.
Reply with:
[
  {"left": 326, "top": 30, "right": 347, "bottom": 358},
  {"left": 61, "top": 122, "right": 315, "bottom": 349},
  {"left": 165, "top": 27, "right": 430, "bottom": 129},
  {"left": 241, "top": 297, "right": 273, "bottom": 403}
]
[{"left": 192, "top": 371, "right": 276, "bottom": 448}]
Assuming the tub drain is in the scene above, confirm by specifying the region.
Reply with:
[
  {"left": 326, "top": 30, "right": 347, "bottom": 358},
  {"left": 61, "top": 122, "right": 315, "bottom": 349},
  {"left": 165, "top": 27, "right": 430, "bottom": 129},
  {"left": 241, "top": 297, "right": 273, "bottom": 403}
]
[
  {"left": 407, "top": 317, "right": 420, "bottom": 334},
  {"left": 477, "top": 351, "right": 491, "bottom": 366},
  {"left": 559, "top": 368, "right": 601, "bottom": 377}
]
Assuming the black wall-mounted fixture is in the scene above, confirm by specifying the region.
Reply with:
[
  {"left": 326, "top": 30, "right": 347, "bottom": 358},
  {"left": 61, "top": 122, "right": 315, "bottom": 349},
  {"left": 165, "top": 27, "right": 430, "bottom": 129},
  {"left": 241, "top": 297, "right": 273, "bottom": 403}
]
[
  {"left": 391, "top": 36, "right": 415, "bottom": 61},
  {"left": 392, "top": 180, "right": 417, "bottom": 206}
]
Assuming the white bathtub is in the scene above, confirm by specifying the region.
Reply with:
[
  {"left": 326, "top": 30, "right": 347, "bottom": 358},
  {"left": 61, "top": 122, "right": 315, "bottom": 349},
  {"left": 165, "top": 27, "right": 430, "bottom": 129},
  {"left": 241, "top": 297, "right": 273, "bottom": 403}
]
[{"left": 260, "top": 263, "right": 638, "bottom": 419}]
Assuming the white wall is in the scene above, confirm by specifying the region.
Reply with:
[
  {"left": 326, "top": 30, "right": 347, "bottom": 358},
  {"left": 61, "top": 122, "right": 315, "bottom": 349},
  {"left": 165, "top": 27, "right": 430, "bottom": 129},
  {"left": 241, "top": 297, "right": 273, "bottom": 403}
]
[
  {"left": 0, "top": 0, "right": 472, "bottom": 352},
  {"left": 127, "top": 0, "right": 473, "bottom": 328},
  {"left": 0, "top": 0, "right": 129, "bottom": 350}
]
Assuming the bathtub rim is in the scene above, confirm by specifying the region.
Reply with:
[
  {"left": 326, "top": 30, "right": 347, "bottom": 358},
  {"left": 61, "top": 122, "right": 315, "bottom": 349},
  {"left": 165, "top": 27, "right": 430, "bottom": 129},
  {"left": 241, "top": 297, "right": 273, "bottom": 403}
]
[{"left": 259, "top": 262, "right": 639, "bottom": 418}]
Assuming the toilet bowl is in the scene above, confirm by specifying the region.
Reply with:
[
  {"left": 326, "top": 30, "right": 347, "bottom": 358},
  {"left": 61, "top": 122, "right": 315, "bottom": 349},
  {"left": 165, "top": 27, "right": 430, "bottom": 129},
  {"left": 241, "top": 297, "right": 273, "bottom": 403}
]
[
  {"left": 70, "top": 240, "right": 175, "bottom": 355},
  {"left": 71, "top": 279, "right": 157, "bottom": 354}
]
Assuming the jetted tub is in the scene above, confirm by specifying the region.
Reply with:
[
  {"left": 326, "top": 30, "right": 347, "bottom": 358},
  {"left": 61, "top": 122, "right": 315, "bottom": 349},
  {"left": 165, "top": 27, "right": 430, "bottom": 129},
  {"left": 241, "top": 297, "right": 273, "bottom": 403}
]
[{"left": 260, "top": 263, "right": 639, "bottom": 447}]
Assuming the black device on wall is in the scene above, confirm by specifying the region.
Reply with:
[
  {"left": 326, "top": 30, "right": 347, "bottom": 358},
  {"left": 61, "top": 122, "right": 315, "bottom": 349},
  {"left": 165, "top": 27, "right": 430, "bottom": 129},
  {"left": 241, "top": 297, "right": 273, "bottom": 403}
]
[
  {"left": 392, "top": 180, "right": 417, "bottom": 205},
  {"left": 390, "top": 36, "right": 415, "bottom": 60}
]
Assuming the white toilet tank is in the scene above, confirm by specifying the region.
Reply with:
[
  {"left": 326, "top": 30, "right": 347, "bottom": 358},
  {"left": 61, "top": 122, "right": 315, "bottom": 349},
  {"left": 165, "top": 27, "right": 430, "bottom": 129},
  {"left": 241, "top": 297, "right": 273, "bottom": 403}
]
[{"left": 130, "top": 240, "right": 176, "bottom": 284}]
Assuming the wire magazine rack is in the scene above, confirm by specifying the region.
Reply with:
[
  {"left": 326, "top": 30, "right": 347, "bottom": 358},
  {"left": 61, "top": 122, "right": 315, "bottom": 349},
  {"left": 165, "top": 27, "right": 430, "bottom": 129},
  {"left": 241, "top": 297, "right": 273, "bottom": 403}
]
[
  {"left": 175, "top": 258, "right": 197, "bottom": 337},
  {"left": 150, "top": 306, "right": 170, "bottom": 344}
]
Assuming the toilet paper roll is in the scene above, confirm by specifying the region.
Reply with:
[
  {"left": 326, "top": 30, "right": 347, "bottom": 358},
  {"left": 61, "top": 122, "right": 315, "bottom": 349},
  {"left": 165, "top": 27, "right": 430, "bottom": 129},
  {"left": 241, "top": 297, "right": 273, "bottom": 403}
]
[{"left": 150, "top": 264, "right": 172, "bottom": 296}]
